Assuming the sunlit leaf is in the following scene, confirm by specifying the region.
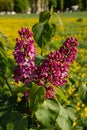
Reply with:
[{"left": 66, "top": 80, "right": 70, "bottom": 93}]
[
  {"left": 49, "top": 12, "right": 64, "bottom": 31},
  {"left": 48, "top": 82, "right": 67, "bottom": 102},
  {"left": 56, "top": 104, "right": 71, "bottom": 130},
  {"left": 55, "top": 87, "right": 68, "bottom": 102},
  {"left": 65, "top": 107, "right": 76, "bottom": 122},
  {"left": 35, "top": 99, "right": 59, "bottom": 128}
]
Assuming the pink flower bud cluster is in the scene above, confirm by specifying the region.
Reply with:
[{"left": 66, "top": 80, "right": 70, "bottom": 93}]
[{"left": 13, "top": 27, "right": 36, "bottom": 84}]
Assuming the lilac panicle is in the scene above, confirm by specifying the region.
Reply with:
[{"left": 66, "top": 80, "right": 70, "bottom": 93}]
[
  {"left": 18, "top": 27, "right": 33, "bottom": 39},
  {"left": 33, "top": 37, "right": 78, "bottom": 98},
  {"left": 13, "top": 27, "right": 36, "bottom": 84},
  {"left": 59, "top": 37, "right": 79, "bottom": 63},
  {"left": 33, "top": 50, "right": 69, "bottom": 87}
]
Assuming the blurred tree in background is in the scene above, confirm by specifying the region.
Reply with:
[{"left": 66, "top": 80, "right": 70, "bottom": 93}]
[
  {"left": 0, "top": 0, "right": 5, "bottom": 12},
  {"left": 82, "top": 0, "right": 87, "bottom": 10},
  {"left": 0, "top": 0, "right": 14, "bottom": 12},
  {"left": 28, "top": 0, "right": 48, "bottom": 13},
  {"left": 48, "top": 0, "right": 57, "bottom": 11},
  {"left": 14, "top": 0, "right": 29, "bottom": 13},
  {"left": 28, "top": 0, "right": 37, "bottom": 13},
  {"left": 0, "top": 0, "right": 87, "bottom": 13},
  {"left": 60, "top": 0, "right": 64, "bottom": 11},
  {"left": 64, "top": 0, "right": 83, "bottom": 10}
]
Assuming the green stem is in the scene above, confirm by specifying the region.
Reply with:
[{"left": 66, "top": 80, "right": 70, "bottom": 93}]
[
  {"left": 5, "top": 78, "right": 13, "bottom": 95},
  {"left": 41, "top": 50, "right": 43, "bottom": 56}
]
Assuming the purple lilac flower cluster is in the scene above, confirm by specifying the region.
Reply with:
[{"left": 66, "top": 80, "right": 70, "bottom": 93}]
[
  {"left": 33, "top": 51, "right": 68, "bottom": 86},
  {"left": 33, "top": 37, "right": 78, "bottom": 98},
  {"left": 13, "top": 27, "right": 78, "bottom": 99},
  {"left": 13, "top": 27, "right": 36, "bottom": 84},
  {"left": 59, "top": 37, "right": 78, "bottom": 63}
]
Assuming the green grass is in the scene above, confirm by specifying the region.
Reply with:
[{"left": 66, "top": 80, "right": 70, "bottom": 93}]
[
  {"left": 0, "top": 11, "right": 87, "bottom": 19},
  {"left": 0, "top": 13, "right": 39, "bottom": 19},
  {"left": 59, "top": 11, "right": 87, "bottom": 18}
]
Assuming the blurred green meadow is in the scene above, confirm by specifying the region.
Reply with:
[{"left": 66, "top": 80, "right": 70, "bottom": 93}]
[{"left": 0, "top": 11, "right": 87, "bottom": 129}]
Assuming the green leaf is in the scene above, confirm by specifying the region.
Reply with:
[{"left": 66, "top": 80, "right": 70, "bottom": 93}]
[
  {"left": 79, "top": 84, "right": 87, "bottom": 105},
  {"left": 48, "top": 82, "right": 67, "bottom": 102},
  {"left": 45, "top": 40, "right": 62, "bottom": 51},
  {"left": 0, "top": 59, "right": 7, "bottom": 88},
  {"left": 0, "top": 58, "right": 7, "bottom": 76},
  {"left": 0, "top": 111, "right": 19, "bottom": 130},
  {"left": 0, "top": 95, "right": 9, "bottom": 117},
  {"left": 0, "top": 32, "right": 8, "bottom": 42},
  {"left": 43, "top": 23, "right": 56, "bottom": 41},
  {"left": 7, "top": 58, "right": 15, "bottom": 75},
  {"left": 0, "top": 45, "right": 8, "bottom": 88},
  {"left": 32, "top": 22, "right": 56, "bottom": 49},
  {"left": 29, "top": 129, "right": 37, "bottom": 130},
  {"left": 7, "top": 123, "right": 14, "bottom": 130},
  {"left": 81, "top": 117, "right": 87, "bottom": 127},
  {"left": 69, "top": 78, "right": 76, "bottom": 85},
  {"left": 65, "top": 107, "right": 76, "bottom": 122},
  {"left": 0, "top": 41, "right": 4, "bottom": 49},
  {"left": 0, "top": 77, "right": 6, "bottom": 88},
  {"left": 14, "top": 117, "right": 28, "bottom": 130},
  {"left": 0, "top": 95, "right": 17, "bottom": 112},
  {"left": 0, "top": 47, "right": 7, "bottom": 61},
  {"left": 56, "top": 104, "right": 71, "bottom": 130},
  {"left": 29, "top": 84, "right": 46, "bottom": 115},
  {"left": 0, "top": 126, "right": 3, "bottom": 130},
  {"left": 39, "top": 11, "right": 51, "bottom": 23},
  {"left": 32, "top": 23, "right": 44, "bottom": 48},
  {"left": 0, "top": 111, "right": 28, "bottom": 130},
  {"left": 35, "top": 99, "right": 59, "bottom": 128},
  {"left": 55, "top": 87, "right": 68, "bottom": 102},
  {"left": 49, "top": 12, "right": 63, "bottom": 29}
]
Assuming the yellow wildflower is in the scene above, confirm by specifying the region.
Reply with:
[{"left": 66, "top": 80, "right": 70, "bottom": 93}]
[
  {"left": 81, "top": 107, "right": 87, "bottom": 117},
  {"left": 76, "top": 106, "right": 80, "bottom": 111},
  {"left": 77, "top": 102, "right": 81, "bottom": 107},
  {"left": 84, "top": 107, "right": 87, "bottom": 117},
  {"left": 17, "top": 97, "right": 22, "bottom": 102},
  {"left": 82, "top": 74, "right": 86, "bottom": 78},
  {"left": 81, "top": 103, "right": 85, "bottom": 108},
  {"left": 73, "top": 121, "right": 77, "bottom": 127},
  {"left": 17, "top": 81, "right": 23, "bottom": 87}
]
